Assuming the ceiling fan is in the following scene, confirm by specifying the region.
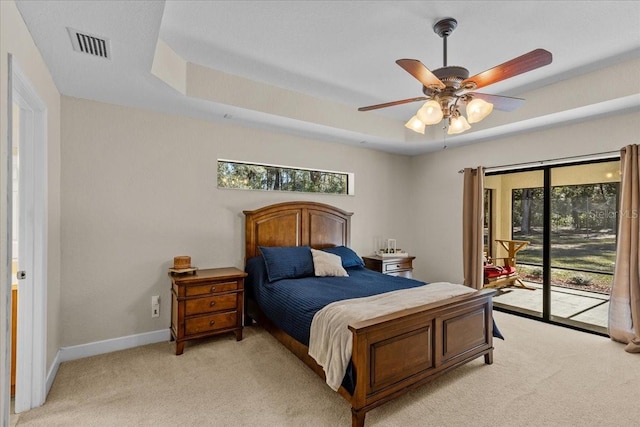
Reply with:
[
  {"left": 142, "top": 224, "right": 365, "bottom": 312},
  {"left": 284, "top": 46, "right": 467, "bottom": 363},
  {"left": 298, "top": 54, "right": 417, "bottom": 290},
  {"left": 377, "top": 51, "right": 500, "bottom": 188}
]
[{"left": 358, "top": 17, "right": 552, "bottom": 135}]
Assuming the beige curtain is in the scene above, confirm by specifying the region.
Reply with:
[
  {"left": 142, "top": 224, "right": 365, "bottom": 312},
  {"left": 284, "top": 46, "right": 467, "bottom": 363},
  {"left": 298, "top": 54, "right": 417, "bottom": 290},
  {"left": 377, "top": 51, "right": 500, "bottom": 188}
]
[
  {"left": 609, "top": 145, "right": 640, "bottom": 353},
  {"left": 462, "top": 167, "right": 485, "bottom": 290}
]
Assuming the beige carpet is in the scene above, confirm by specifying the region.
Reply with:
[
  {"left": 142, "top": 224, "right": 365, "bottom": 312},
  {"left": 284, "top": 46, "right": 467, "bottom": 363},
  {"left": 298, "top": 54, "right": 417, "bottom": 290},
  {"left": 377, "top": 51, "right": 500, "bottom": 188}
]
[{"left": 15, "top": 312, "right": 639, "bottom": 426}]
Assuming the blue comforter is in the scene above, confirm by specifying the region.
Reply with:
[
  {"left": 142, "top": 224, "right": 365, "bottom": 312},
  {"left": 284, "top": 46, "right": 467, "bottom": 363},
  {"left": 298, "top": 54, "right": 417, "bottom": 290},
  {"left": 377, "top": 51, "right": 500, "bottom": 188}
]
[{"left": 246, "top": 255, "right": 427, "bottom": 346}]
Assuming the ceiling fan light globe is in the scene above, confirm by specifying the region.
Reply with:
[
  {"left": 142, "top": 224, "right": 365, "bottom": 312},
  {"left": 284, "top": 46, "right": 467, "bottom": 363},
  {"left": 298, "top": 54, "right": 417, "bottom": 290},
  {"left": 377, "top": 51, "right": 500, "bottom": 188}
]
[
  {"left": 466, "top": 98, "right": 494, "bottom": 123},
  {"left": 416, "top": 100, "right": 443, "bottom": 125},
  {"left": 447, "top": 115, "right": 471, "bottom": 135},
  {"left": 405, "top": 115, "right": 426, "bottom": 134}
]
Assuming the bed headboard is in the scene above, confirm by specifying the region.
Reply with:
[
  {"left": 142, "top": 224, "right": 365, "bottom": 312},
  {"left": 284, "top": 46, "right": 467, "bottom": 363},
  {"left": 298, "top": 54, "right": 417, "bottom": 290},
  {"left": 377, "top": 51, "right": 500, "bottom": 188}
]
[{"left": 243, "top": 201, "right": 353, "bottom": 261}]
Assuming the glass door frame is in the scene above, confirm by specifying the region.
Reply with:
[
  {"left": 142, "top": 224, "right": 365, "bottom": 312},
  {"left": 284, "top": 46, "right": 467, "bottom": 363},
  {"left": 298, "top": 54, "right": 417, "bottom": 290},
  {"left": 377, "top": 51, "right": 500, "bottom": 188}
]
[{"left": 487, "top": 157, "right": 619, "bottom": 336}]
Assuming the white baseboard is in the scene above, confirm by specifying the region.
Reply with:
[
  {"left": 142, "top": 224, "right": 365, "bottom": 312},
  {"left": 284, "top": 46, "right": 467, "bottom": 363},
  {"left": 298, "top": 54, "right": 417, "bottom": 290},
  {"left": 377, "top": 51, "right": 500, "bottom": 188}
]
[
  {"left": 58, "top": 329, "right": 171, "bottom": 363},
  {"left": 46, "top": 350, "right": 60, "bottom": 395}
]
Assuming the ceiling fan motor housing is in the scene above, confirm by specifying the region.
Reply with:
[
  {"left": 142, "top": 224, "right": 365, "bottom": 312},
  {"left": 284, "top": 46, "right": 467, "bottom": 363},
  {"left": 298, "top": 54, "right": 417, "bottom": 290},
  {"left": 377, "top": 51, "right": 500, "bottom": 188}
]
[
  {"left": 423, "top": 66, "right": 471, "bottom": 117},
  {"left": 430, "top": 66, "right": 469, "bottom": 89}
]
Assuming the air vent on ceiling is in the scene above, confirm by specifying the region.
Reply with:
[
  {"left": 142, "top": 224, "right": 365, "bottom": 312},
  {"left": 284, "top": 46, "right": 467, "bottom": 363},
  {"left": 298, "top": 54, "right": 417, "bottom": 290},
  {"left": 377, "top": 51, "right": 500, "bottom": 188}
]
[{"left": 67, "top": 27, "right": 110, "bottom": 59}]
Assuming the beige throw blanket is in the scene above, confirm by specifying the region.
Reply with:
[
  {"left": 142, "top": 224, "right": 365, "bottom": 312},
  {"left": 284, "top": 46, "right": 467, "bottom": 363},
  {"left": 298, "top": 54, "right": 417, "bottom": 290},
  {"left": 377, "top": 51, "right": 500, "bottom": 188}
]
[{"left": 308, "top": 282, "right": 475, "bottom": 391}]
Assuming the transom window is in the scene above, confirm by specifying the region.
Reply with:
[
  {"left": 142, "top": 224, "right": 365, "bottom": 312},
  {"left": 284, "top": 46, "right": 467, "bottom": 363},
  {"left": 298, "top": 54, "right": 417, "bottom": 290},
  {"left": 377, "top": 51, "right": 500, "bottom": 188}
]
[{"left": 217, "top": 160, "right": 353, "bottom": 195}]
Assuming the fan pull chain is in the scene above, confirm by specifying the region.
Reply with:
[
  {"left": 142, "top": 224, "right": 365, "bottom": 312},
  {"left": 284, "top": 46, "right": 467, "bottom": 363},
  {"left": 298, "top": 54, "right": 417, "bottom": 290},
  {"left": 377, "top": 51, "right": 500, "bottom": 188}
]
[{"left": 442, "top": 123, "right": 448, "bottom": 150}]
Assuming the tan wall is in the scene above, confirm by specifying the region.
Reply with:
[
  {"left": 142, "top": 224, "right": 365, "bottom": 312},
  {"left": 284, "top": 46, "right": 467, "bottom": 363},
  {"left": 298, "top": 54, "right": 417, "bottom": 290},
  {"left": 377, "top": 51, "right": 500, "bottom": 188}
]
[
  {"left": 60, "top": 96, "right": 415, "bottom": 346},
  {"left": 0, "top": 0, "right": 61, "bottom": 403}
]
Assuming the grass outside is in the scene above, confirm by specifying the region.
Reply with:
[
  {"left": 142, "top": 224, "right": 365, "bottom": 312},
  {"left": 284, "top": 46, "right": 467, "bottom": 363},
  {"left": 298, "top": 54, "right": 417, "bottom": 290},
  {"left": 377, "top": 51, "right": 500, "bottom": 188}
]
[
  {"left": 517, "top": 265, "right": 613, "bottom": 294},
  {"left": 510, "top": 228, "right": 615, "bottom": 294}
]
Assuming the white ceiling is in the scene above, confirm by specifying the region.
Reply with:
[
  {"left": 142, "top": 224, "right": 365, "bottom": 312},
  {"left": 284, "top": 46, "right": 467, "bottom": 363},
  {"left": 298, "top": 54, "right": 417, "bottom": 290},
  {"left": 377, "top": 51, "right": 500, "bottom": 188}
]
[{"left": 15, "top": 0, "right": 640, "bottom": 155}]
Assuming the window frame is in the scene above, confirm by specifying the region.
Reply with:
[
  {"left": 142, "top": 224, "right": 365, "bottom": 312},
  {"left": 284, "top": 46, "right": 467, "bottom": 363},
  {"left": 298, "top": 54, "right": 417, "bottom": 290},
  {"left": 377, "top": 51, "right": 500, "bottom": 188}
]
[{"left": 217, "top": 159, "right": 355, "bottom": 195}]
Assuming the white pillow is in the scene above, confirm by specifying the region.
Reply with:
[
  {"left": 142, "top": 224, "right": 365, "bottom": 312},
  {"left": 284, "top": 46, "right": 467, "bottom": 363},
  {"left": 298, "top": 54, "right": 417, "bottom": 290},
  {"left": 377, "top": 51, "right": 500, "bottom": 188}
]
[{"left": 311, "top": 249, "right": 349, "bottom": 277}]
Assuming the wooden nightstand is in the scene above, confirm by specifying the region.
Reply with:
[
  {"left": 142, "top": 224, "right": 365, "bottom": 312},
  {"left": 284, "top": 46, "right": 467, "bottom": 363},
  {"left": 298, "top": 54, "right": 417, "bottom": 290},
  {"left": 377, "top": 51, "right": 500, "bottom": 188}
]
[
  {"left": 170, "top": 267, "right": 247, "bottom": 355},
  {"left": 362, "top": 255, "right": 415, "bottom": 278}
]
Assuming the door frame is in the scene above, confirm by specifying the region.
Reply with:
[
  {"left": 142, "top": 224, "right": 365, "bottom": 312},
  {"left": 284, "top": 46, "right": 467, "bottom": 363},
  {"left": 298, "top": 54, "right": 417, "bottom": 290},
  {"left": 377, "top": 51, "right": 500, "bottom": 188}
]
[
  {"left": 488, "top": 157, "right": 619, "bottom": 335},
  {"left": 7, "top": 55, "right": 48, "bottom": 414}
]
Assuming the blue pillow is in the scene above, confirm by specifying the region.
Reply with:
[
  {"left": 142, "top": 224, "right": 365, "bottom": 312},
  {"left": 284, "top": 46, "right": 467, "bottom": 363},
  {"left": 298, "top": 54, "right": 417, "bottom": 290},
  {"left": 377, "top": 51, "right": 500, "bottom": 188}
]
[
  {"left": 321, "top": 246, "right": 364, "bottom": 268},
  {"left": 259, "top": 246, "right": 314, "bottom": 282}
]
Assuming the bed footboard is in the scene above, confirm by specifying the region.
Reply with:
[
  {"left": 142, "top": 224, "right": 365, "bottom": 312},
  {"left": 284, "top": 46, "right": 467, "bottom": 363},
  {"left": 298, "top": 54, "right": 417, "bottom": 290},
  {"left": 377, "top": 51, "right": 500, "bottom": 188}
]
[{"left": 347, "top": 289, "right": 495, "bottom": 427}]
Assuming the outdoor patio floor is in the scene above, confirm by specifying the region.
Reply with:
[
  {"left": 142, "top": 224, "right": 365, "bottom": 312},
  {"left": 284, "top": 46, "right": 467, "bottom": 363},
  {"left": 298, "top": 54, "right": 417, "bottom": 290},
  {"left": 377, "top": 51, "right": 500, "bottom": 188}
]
[{"left": 493, "top": 281, "right": 609, "bottom": 330}]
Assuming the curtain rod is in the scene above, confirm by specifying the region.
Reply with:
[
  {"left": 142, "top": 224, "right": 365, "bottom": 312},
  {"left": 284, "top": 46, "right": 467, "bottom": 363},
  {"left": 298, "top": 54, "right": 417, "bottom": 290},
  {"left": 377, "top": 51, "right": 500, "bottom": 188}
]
[{"left": 458, "top": 149, "right": 622, "bottom": 174}]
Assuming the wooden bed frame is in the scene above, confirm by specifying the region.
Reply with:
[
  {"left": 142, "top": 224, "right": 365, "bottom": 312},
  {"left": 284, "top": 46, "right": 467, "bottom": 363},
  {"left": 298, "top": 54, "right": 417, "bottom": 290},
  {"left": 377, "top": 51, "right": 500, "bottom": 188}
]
[{"left": 243, "top": 201, "right": 495, "bottom": 427}]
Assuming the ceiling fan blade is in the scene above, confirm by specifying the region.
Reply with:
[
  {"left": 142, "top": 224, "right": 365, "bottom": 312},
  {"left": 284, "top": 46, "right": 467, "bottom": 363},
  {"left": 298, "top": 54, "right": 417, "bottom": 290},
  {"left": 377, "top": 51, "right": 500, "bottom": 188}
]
[
  {"left": 396, "top": 59, "right": 446, "bottom": 90},
  {"left": 358, "top": 96, "right": 428, "bottom": 112},
  {"left": 461, "top": 49, "right": 552, "bottom": 91},
  {"left": 467, "top": 93, "right": 525, "bottom": 112}
]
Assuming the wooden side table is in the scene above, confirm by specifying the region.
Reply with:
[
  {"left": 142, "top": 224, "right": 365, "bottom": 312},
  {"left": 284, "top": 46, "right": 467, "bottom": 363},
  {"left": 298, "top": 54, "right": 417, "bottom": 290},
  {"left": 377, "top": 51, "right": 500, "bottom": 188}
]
[
  {"left": 170, "top": 267, "right": 247, "bottom": 355},
  {"left": 492, "top": 239, "right": 533, "bottom": 289},
  {"left": 362, "top": 255, "right": 415, "bottom": 279}
]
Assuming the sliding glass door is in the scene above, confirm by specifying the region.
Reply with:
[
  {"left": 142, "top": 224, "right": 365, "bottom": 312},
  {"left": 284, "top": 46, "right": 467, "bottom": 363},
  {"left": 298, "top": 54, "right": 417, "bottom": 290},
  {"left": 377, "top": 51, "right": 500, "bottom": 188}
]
[
  {"left": 549, "top": 162, "right": 619, "bottom": 330},
  {"left": 485, "top": 170, "right": 544, "bottom": 316},
  {"left": 486, "top": 159, "right": 620, "bottom": 334}
]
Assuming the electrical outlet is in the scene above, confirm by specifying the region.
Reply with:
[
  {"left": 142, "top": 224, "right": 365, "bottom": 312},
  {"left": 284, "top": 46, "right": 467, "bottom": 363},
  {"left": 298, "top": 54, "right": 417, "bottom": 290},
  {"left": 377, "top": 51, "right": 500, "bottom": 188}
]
[{"left": 151, "top": 295, "right": 160, "bottom": 318}]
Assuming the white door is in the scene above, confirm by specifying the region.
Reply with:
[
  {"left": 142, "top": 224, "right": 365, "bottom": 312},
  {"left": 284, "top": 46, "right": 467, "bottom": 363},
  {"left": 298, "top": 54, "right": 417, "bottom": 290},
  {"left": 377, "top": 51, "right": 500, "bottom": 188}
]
[
  {"left": 11, "top": 93, "right": 22, "bottom": 397},
  {"left": 8, "top": 56, "right": 48, "bottom": 414}
]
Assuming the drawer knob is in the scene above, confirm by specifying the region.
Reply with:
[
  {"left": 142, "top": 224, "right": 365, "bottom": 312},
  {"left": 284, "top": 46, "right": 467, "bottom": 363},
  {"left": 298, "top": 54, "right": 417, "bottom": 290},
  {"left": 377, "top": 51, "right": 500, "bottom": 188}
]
[
  {"left": 209, "top": 301, "right": 216, "bottom": 307},
  {"left": 210, "top": 286, "right": 216, "bottom": 292},
  {"left": 209, "top": 320, "right": 215, "bottom": 326}
]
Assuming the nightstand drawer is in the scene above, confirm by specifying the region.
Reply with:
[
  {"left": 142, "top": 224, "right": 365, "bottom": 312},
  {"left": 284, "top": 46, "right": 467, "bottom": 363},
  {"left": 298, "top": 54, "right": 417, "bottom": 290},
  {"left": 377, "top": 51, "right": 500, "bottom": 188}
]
[
  {"left": 185, "top": 293, "right": 238, "bottom": 315},
  {"left": 185, "top": 311, "right": 238, "bottom": 335},
  {"left": 363, "top": 255, "right": 415, "bottom": 278},
  {"left": 384, "top": 259, "right": 412, "bottom": 272},
  {"left": 186, "top": 281, "right": 238, "bottom": 297}
]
